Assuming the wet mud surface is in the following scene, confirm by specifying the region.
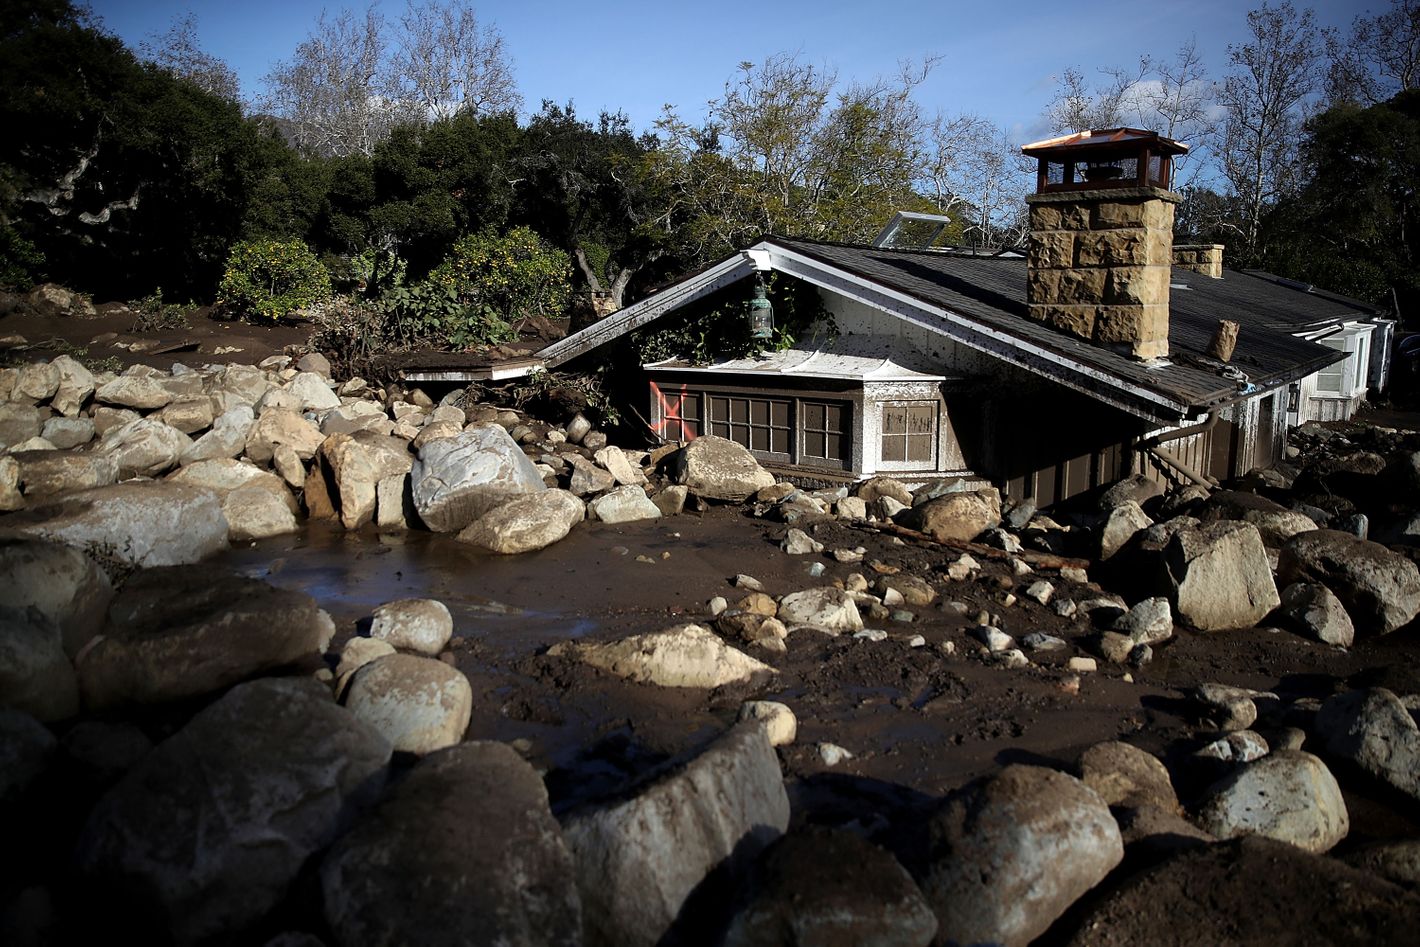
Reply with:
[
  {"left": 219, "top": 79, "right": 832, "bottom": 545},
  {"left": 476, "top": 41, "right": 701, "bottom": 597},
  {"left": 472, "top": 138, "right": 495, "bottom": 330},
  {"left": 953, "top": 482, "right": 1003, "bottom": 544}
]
[{"left": 214, "top": 505, "right": 1420, "bottom": 852}]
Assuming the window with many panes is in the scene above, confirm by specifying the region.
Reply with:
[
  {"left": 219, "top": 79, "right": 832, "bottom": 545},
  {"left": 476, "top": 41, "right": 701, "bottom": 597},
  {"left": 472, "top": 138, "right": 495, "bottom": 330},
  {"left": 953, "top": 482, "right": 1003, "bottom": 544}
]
[
  {"left": 880, "top": 402, "right": 936, "bottom": 466},
  {"left": 706, "top": 395, "right": 791, "bottom": 458}
]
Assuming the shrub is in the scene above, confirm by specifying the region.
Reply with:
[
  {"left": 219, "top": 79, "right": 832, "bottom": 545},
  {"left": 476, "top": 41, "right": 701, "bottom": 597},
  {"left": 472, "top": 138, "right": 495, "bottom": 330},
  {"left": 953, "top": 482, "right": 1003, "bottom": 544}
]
[
  {"left": 0, "top": 223, "right": 44, "bottom": 290},
  {"left": 429, "top": 227, "right": 571, "bottom": 338},
  {"left": 379, "top": 281, "right": 517, "bottom": 349},
  {"left": 128, "top": 288, "right": 190, "bottom": 332},
  {"left": 217, "top": 239, "right": 331, "bottom": 322}
]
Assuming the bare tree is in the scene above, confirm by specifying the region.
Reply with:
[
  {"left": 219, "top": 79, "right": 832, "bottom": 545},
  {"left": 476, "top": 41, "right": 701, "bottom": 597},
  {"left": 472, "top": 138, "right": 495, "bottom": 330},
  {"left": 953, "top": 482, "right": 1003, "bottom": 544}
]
[
  {"left": 263, "top": 6, "right": 409, "bottom": 158},
  {"left": 1216, "top": 1, "right": 1325, "bottom": 259},
  {"left": 1326, "top": 0, "right": 1420, "bottom": 105},
  {"left": 141, "top": 12, "right": 242, "bottom": 103},
  {"left": 924, "top": 113, "right": 1029, "bottom": 249},
  {"left": 262, "top": 2, "right": 520, "bottom": 158},
  {"left": 1138, "top": 38, "right": 1216, "bottom": 185},
  {"left": 1043, "top": 63, "right": 1148, "bottom": 133},
  {"left": 391, "top": 0, "right": 521, "bottom": 120}
]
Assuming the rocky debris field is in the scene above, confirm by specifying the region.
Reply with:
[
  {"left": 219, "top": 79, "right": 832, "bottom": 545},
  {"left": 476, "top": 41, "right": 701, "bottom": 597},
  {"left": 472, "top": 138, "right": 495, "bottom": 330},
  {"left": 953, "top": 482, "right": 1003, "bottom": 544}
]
[{"left": 2, "top": 344, "right": 1420, "bottom": 946}]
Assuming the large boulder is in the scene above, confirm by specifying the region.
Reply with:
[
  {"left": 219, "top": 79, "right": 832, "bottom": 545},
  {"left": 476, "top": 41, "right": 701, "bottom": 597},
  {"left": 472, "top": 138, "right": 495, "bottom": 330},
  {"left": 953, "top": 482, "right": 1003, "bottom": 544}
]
[
  {"left": 286, "top": 371, "right": 341, "bottom": 412},
  {"left": 314, "top": 431, "right": 415, "bottom": 529},
  {"left": 562, "top": 722, "right": 790, "bottom": 947},
  {"left": 1279, "top": 529, "right": 1420, "bottom": 635},
  {"left": 1100, "top": 500, "right": 1152, "bottom": 560},
  {"left": 921, "top": 765, "right": 1123, "bottom": 947},
  {"left": 94, "top": 374, "right": 174, "bottom": 411},
  {"left": 342, "top": 654, "right": 472, "bottom": 755},
  {"left": 1167, "top": 520, "right": 1279, "bottom": 631},
  {"left": 13, "top": 360, "right": 59, "bottom": 403},
  {"left": 244, "top": 408, "right": 325, "bottom": 463},
  {"left": 96, "top": 417, "right": 191, "bottom": 478},
  {"left": 898, "top": 487, "right": 1001, "bottom": 543},
  {"left": 321, "top": 742, "right": 580, "bottom": 947},
  {"left": 0, "top": 707, "right": 56, "bottom": 804},
  {"left": 549, "top": 623, "right": 775, "bottom": 689},
  {"left": 0, "top": 606, "right": 78, "bottom": 722},
  {"left": 1316, "top": 688, "right": 1420, "bottom": 802},
  {"left": 0, "top": 481, "right": 229, "bottom": 568},
  {"left": 368, "top": 598, "right": 453, "bottom": 655},
  {"left": 0, "top": 538, "right": 112, "bottom": 657},
  {"left": 1058, "top": 836, "right": 1420, "bottom": 946},
  {"left": 77, "top": 678, "right": 391, "bottom": 945},
  {"left": 181, "top": 406, "right": 254, "bottom": 465},
  {"left": 1198, "top": 489, "right": 1319, "bottom": 546},
  {"left": 1077, "top": 741, "right": 1179, "bottom": 812},
  {"left": 456, "top": 488, "right": 585, "bottom": 554},
  {"left": 1278, "top": 581, "right": 1355, "bottom": 647},
  {"left": 1195, "top": 750, "right": 1349, "bottom": 853},
  {"left": 76, "top": 566, "right": 334, "bottom": 709},
  {"left": 668, "top": 435, "right": 776, "bottom": 502},
  {"left": 50, "top": 354, "right": 95, "bottom": 416},
  {"left": 10, "top": 450, "right": 118, "bottom": 498},
  {"left": 587, "top": 484, "right": 662, "bottom": 523},
  {"left": 0, "top": 403, "right": 46, "bottom": 447},
  {"left": 723, "top": 825, "right": 937, "bottom": 947},
  {"left": 411, "top": 424, "right": 546, "bottom": 532}
]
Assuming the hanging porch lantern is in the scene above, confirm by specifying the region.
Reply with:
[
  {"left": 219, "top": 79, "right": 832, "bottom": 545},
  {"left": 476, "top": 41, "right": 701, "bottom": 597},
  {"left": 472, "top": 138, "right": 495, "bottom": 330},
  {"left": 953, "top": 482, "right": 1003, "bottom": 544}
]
[{"left": 747, "top": 275, "right": 774, "bottom": 340}]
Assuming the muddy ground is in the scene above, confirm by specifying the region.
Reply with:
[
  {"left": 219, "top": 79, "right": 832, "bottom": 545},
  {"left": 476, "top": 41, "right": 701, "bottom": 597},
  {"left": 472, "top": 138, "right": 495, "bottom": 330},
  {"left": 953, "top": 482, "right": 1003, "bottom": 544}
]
[{"left": 9, "top": 299, "right": 1420, "bottom": 943}]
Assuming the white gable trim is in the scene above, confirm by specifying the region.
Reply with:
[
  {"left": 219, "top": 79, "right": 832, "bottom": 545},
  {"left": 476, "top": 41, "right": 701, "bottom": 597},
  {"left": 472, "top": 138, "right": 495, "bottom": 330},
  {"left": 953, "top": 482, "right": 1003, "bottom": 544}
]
[{"left": 535, "top": 241, "right": 1205, "bottom": 424}]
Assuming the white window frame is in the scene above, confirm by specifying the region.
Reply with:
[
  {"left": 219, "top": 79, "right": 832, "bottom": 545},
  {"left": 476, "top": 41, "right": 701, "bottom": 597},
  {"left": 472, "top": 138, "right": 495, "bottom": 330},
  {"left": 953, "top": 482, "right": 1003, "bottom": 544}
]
[{"left": 1303, "top": 324, "right": 1373, "bottom": 400}]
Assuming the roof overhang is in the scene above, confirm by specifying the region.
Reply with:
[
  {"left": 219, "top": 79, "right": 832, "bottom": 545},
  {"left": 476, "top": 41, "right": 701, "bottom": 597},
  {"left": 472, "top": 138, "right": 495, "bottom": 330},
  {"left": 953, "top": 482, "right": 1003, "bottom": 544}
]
[{"left": 538, "top": 239, "right": 1244, "bottom": 425}]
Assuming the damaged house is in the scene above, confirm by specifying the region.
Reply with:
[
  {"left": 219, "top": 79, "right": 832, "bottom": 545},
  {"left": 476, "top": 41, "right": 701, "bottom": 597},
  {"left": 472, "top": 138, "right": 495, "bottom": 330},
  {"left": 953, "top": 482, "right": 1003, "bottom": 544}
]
[{"left": 426, "top": 130, "right": 1397, "bottom": 507}]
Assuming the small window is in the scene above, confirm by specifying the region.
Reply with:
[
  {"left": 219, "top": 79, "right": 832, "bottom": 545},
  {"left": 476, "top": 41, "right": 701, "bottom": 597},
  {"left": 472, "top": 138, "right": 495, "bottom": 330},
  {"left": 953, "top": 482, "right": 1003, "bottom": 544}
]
[
  {"left": 656, "top": 387, "right": 700, "bottom": 441},
  {"left": 801, "top": 401, "right": 849, "bottom": 465},
  {"left": 1315, "top": 338, "right": 1347, "bottom": 394},
  {"left": 881, "top": 402, "right": 937, "bottom": 467},
  {"left": 1356, "top": 332, "right": 1370, "bottom": 390}
]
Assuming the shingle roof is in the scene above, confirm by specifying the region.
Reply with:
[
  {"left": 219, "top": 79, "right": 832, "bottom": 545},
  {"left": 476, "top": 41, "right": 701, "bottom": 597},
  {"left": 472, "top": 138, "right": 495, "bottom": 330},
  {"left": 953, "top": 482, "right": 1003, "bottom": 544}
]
[{"left": 766, "top": 236, "right": 1377, "bottom": 413}]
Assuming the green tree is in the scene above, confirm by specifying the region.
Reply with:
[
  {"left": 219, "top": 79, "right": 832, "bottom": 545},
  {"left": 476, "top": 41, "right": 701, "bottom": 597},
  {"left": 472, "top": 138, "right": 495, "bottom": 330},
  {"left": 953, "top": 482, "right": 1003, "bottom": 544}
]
[
  {"left": 1262, "top": 90, "right": 1419, "bottom": 319},
  {"left": 514, "top": 102, "right": 671, "bottom": 311},
  {"left": 0, "top": 0, "right": 294, "bottom": 298}
]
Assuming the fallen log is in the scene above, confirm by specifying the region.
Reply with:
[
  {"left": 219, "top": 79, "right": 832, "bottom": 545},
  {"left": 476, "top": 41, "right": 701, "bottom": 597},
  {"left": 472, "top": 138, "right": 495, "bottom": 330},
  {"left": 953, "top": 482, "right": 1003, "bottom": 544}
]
[{"left": 856, "top": 521, "right": 1091, "bottom": 572}]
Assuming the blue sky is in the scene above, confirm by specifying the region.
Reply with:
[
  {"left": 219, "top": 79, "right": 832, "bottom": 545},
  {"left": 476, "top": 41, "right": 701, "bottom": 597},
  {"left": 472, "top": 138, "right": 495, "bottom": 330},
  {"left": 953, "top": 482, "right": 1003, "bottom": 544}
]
[{"left": 87, "top": 0, "right": 1374, "bottom": 141}]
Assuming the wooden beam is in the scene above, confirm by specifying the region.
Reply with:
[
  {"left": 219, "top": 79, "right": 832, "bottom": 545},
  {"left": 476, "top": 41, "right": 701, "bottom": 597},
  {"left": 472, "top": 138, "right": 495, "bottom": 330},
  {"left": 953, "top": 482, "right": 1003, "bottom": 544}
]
[{"left": 855, "top": 521, "right": 1091, "bottom": 571}]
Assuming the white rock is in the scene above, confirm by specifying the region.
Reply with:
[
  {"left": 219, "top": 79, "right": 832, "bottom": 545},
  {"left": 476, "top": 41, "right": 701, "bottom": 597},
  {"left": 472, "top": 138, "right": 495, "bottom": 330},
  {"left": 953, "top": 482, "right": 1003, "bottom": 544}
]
[
  {"left": 369, "top": 599, "right": 453, "bottom": 656},
  {"left": 818, "top": 742, "right": 854, "bottom": 766},
  {"left": 738, "top": 700, "right": 797, "bottom": 746},
  {"left": 343, "top": 654, "right": 472, "bottom": 755},
  {"left": 777, "top": 588, "right": 864, "bottom": 634},
  {"left": 587, "top": 484, "right": 662, "bottom": 524},
  {"left": 1196, "top": 750, "right": 1349, "bottom": 853},
  {"left": 458, "top": 488, "right": 584, "bottom": 553},
  {"left": 781, "top": 527, "right": 823, "bottom": 555},
  {"left": 549, "top": 623, "right": 774, "bottom": 689}
]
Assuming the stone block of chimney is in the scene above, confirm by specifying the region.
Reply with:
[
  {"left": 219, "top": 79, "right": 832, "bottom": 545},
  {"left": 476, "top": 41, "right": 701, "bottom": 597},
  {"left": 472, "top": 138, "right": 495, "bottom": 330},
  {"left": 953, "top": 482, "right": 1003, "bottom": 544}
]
[
  {"left": 1173, "top": 244, "right": 1225, "bottom": 278},
  {"left": 1025, "top": 186, "right": 1179, "bottom": 361}
]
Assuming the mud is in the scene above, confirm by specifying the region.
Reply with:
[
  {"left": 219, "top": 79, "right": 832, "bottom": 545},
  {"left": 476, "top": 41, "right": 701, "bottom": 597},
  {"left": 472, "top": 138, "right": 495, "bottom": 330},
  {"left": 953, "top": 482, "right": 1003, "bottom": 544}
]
[{"left": 213, "top": 503, "right": 1420, "bottom": 857}]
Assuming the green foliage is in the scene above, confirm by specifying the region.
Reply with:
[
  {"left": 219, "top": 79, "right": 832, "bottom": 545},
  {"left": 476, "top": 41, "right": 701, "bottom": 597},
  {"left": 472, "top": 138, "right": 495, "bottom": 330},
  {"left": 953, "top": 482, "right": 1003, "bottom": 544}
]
[
  {"left": 629, "top": 273, "right": 833, "bottom": 365},
  {"left": 430, "top": 226, "right": 571, "bottom": 329},
  {"left": 379, "top": 280, "right": 516, "bottom": 348},
  {"left": 351, "top": 246, "right": 408, "bottom": 297},
  {"left": 128, "top": 287, "right": 190, "bottom": 331},
  {"left": 0, "top": 1, "right": 302, "bottom": 300},
  {"left": 0, "top": 222, "right": 44, "bottom": 289},
  {"left": 217, "top": 238, "right": 331, "bottom": 322},
  {"left": 1261, "top": 89, "right": 1420, "bottom": 318}
]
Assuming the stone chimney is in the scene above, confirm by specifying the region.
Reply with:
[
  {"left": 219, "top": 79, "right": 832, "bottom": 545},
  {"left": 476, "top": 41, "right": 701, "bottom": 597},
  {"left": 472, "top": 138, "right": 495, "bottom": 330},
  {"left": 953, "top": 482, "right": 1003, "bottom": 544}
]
[
  {"left": 1173, "top": 244, "right": 1225, "bottom": 278},
  {"left": 1021, "top": 129, "right": 1188, "bottom": 361}
]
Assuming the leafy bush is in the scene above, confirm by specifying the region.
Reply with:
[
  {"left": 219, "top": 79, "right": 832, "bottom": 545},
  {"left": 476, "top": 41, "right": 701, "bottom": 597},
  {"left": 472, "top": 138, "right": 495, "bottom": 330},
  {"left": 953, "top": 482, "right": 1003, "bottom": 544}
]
[
  {"left": 429, "top": 227, "right": 571, "bottom": 337},
  {"left": 379, "top": 281, "right": 516, "bottom": 349},
  {"left": 128, "top": 288, "right": 190, "bottom": 331},
  {"left": 217, "top": 239, "right": 331, "bottom": 321},
  {"left": 0, "top": 224, "right": 44, "bottom": 290}
]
